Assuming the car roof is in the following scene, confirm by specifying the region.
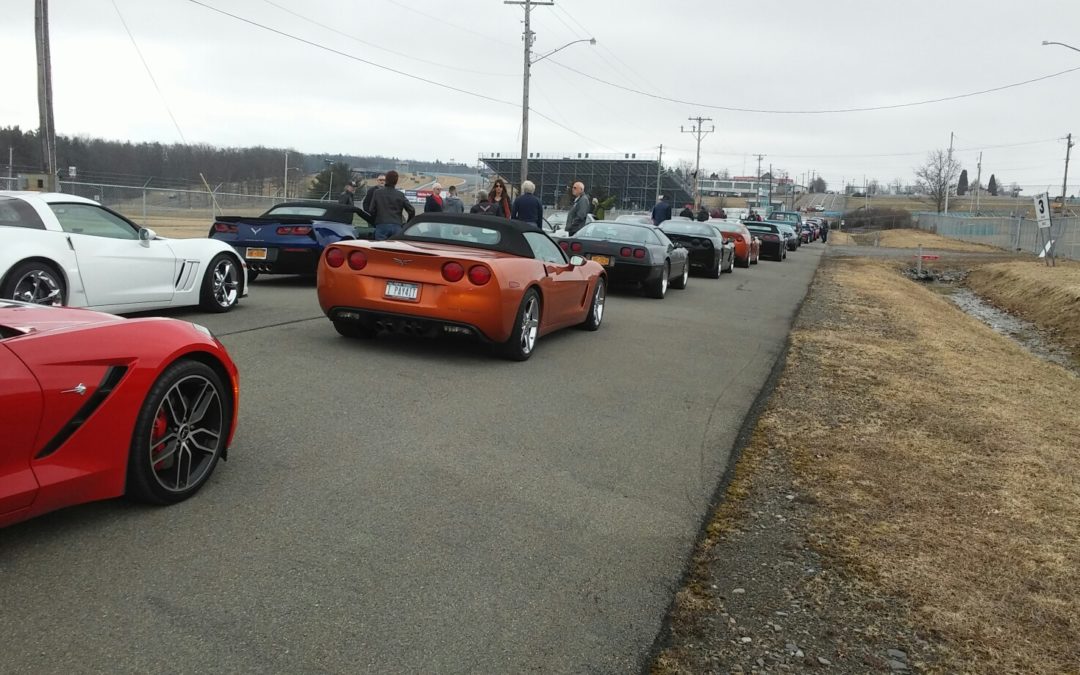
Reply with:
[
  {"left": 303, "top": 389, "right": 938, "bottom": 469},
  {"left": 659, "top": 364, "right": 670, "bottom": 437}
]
[{"left": 0, "top": 191, "right": 100, "bottom": 206}]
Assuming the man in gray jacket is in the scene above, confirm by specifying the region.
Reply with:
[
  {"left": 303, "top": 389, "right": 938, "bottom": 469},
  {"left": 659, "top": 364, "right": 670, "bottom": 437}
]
[
  {"left": 369, "top": 170, "right": 415, "bottom": 240},
  {"left": 443, "top": 184, "right": 465, "bottom": 213},
  {"left": 566, "top": 181, "right": 590, "bottom": 236}
]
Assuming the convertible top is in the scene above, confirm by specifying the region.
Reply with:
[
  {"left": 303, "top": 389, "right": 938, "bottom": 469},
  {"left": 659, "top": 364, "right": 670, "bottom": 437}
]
[
  {"left": 397, "top": 213, "right": 546, "bottom": 258},
  {"left": 259, "top": 200, "right": 364, "bottom": 225}
]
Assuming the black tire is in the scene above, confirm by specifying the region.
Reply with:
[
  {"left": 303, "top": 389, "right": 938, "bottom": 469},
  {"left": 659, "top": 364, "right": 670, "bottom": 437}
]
[
  {"left": 578, "top": 278, "right": 605, "bottom": 331},
  {"left": 671, "top": 259, "right": 689, "bottom": 289},
  {"left": 501, "top": 289, "right": 541, "bottom": 361},
  {"left": 334, "top": 320, "right": 375, "bottom": 339},
  {"left": 707, "top": 253, "right": 722, "bottom": 278},
  {"left": 750, "top": 250, "right": 759, "bottom": 265},
  {"left": 646, "top": 262, "right": 670, "bottom": 298},
  {"left": 126, "top": 359, "right": 230, "bottom": 505},
  {"left": 735, "top": 254, "right": 750, "bottom": 269},
  {"left": 199, "top": 253, "right": 241, "bottom": 312},
  {"left": 1, "top": 260, "right": 66, "bottom": 305}
]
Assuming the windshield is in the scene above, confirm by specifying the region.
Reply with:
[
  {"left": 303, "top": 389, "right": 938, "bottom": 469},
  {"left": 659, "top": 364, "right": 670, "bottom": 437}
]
[
  {"left": 401, "top": 220, "right": 502, "bottom": 245},
  {"left": 575, "top": 222, "right": 656, "bottom": 244},
  {"left": 614, "top": 214, "right": 652, "bottom": 225},
  {"left": 769, "top": 212, "right": 800, "bottom": 224},
  {"left": 661, "top": 222, "right": 715, "bottom": 236}
]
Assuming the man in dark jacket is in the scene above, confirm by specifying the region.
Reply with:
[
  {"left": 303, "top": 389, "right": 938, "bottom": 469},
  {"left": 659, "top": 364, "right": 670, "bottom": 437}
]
[
  {"left": 369, "top": 170, "right": 415, "bottom": 239},
  {"left": 424, "top": 183, "right": 444, "bottom": 213},
  {"left": 361, "top": 174, "right": 385, "bottom": 215},
  {"left": 696, "top": 205, "right": 709, "bottom": 222},
  {"left": 651, "top": 195, "right": 672, "bottom": 226},
  {"left": 820, "top": 219, "right": 830, "bottom": 243},
  {"left": 678, "top": 203, "right": 694, "bottom": 218},
  {"left": 566, "top": 181, "right": 590, "bottom": 235},
  {"left": 470, "top": 191, "right": 498, "bottom": 215},
  {"left": 338, "top": 181, "right": 357, "bottom": 206},
  {"left": 510, "top": 180, "right": 543, "bottom": 229}
]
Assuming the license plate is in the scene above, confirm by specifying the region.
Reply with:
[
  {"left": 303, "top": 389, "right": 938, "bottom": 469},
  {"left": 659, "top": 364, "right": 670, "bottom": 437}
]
[
  {"left": 385, "top": 280, "right": 420, "bottom": 301},
  {"left": 590, "top": 254, "right": 613, "bottom": 266},
  {"left": 245, "top": 247, "right": 267, "bottom": 260}
]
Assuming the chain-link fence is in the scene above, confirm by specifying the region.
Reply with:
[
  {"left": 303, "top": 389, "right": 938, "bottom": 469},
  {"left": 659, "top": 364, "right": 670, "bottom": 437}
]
[{"left": 914, "top": 212, "right": 1080, "bottom": 262}]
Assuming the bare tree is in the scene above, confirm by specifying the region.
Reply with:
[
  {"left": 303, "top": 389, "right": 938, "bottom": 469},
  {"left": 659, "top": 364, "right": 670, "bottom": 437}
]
[{"left": 914, "top": 149, "right": 961, "bottom": 212}]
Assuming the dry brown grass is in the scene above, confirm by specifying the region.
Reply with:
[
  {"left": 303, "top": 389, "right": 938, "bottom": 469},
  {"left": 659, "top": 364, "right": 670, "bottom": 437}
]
[
  {"left": 852, "top": 228, "right": 1001, "bottom": 252},
  {"left": 856, "top": 194, "right": 1036, "bottom": 217},
  {"left": 777, "top": 258, "right": 1080, "bottom": 671},
  {"left": 828, "top": 230, "right": 857, "bottom": 245},
  {"left": 967, "top": 259, "right": 1080, "bottom": 357}
]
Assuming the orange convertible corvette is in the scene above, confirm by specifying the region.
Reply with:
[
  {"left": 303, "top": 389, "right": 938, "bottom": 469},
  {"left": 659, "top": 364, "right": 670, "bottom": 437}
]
[{"left": 317, "top": 214, "right": 607, "bottom": 360}]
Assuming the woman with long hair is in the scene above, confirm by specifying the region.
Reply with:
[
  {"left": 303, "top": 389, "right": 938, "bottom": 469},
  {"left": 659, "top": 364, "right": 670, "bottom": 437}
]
[{"left": 489, "top": 179, "right": 511, "bottom": 218}]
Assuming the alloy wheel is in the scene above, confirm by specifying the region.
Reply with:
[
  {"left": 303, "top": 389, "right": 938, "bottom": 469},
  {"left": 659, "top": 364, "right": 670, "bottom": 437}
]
[
  {"left": 520, "top": 295, "right": 539, "bottom": 355},
  {"left": 13, "top": 269, "right": 62, "bottom": 305},
  {"left": 212, "top": 259, "right": 239, "bottom": 308},
  {"left": 149, "top": 374, "right": 224, "bottom": 493},
  {"left": 593, "top": 280, "right": 605, "bottom": 324}
]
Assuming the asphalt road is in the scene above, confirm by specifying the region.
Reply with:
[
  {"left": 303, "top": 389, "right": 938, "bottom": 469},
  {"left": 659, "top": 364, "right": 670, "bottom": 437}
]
[
  {"left": 798, "top": 192, "right": 847, "bottom": 213},
  {"left": 1, "top": 244, "right": 824, "bottom": 673}
]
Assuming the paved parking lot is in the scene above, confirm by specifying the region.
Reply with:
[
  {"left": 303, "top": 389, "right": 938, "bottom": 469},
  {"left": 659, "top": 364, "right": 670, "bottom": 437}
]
[{"left": 1, "top": 245, "right": 823, "bottom": 673}]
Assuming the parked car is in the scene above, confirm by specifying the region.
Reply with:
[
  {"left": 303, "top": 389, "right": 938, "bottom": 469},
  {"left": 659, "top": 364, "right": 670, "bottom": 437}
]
[
  {"left": 559, "top": 220, "right": 690, "bottom": 298},
  {"left": 743, "top": 222, "right": 787, "bottom": 261},
  {"left": 0, "top": 300, "right": 239, "bottom": 527},
  {"left": 0, "top": 192, "right": 247, "bottom": 313},
  {"left": 659, "top": 219, "right": 734, "bottom": 278},
  {"left": 317, "top": 213, "right": 607, "bottom": 361},
  {"left": 209, "top": 200, "right": 370, "bottom": 280},
  {"left": 544, "top": 210, "right": 594, "bottom": 236},
  {"left": 613, "top": 214, "right": 654, "bottom": 226},
  {"left": 764, "top": 220, "right": 800, "bottom": 250},
  {"left": 711, "top": 220, "right": 761, "bottom": 267}
]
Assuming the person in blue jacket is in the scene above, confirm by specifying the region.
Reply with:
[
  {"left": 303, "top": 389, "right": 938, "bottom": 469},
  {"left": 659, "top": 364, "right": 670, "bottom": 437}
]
[
  {"left": 651, "top": 195, "right": 672, "bottom": 226},
  {"left": 511, "top": 180, "right": 544, "bottom": 229}
]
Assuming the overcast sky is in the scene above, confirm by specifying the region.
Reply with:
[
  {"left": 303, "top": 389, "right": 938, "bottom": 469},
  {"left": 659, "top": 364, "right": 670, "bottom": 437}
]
[{"left": 4, "top": 0, "right": 1080, "bottom": 192}]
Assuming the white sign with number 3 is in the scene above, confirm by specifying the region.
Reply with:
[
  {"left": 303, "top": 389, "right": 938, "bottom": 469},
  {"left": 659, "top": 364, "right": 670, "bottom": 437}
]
[{"left": 1034, "top": 193, "right": 1052, "bottom": 229}]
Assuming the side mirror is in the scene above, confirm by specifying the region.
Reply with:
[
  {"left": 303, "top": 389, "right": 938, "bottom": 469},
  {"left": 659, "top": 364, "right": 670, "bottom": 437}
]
[
  {"left": 569, "top": 255, "right": 586, "bottom": 266},
  {"left": 139, "top": 227, "right": 156, "bottom": 245}
]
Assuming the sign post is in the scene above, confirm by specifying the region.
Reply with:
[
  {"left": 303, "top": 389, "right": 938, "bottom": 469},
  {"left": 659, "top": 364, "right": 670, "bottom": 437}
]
[{"left": 1033, "top": 193, "right": 1055, "bottom": 266}]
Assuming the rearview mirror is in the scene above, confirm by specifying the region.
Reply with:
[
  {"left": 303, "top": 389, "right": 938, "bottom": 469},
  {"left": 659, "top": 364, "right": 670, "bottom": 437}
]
[{"left": 569, "top": 255, "right": 586, "bottom": 266}]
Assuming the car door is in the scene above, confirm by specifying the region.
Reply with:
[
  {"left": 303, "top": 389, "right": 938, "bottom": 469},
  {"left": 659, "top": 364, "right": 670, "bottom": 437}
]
[
  {"left": 524, "top": 232, "right": 588, "bottom": 327},
  {"left": 0, "top": 343, "right": 43, "bottom": 515},
  {"left": 47, "top": 203, "right": 177, "bottom": 307}
]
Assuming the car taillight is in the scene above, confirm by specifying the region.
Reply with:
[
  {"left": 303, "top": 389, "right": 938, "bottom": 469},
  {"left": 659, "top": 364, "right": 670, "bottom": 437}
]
[
  {"left": 570, "top": 242, "right": 583, "bottom": 252},
  {"left": 558, "top": 241, "right": 569, "bottom": 251},
  {"left": 326, "top": 248, "right": 345, "bottom": 267},
  {"left": 213, "top": 223, "right": 237, "bottom": 233},
  {"left": 620, "top": 246, "right": 632, "bottom": 257},
  {"left": 347, "top": 250, "right": 368, "bottom": 270},
  {"left": 277, "top": 226, "right": 312, "bottom": 235},
  {"left": 763, "top": 234, "right": 780, "bottom": 241},
  {"left": 467, "top": 265, "right": 491, "bottom": 285},
  {"left": 633, "top": 248, "right": 646, "bottom": 259},
  {"left": 442, "top": 261, "right": 465, "bottom": 282}
]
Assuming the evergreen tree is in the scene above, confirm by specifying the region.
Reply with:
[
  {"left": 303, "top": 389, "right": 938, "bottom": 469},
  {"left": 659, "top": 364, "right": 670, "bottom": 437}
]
[
  {"left": 956, "top": 169, "right": 968, "bottom": 196},
  {"left": 308, "top": 162, "right": 353, "bottom": 200},
  {"left": 988, "top": 174, "right": 998, "bottom": 196}
]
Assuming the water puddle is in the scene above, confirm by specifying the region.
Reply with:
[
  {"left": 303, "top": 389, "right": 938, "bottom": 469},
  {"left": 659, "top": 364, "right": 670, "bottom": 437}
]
[{"left": 948, "top": 288, "right": 1079, "bottom": 373}]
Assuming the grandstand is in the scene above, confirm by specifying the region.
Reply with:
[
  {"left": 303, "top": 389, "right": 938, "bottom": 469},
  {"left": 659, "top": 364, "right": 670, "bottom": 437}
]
[{"left": 479, "top": 152, "right": 693, "bottom": 210}]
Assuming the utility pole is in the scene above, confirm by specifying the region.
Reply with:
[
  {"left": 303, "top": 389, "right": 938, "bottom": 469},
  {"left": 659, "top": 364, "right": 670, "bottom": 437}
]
[
  {"left": 681, "top": 117, "right": 714, "bottom": 209},
  {"left": 506, "top": 0, "right": 554, "bottom": 186},
  {"left": 944, "top": 131, "right": 954, "bottom": 214},
  {"left": 973, "top": 151, "right": 983, "bottom": 214},
  {"left": 35, "top": 0, "right": 57, "bottom": 187},
  {"left": 656, "top": 143, "right": 664, "bottom": 201},
  {"left": 283, "top": 151, "right": 289, "bottom": 200},
  {"left": 7, "top": 147, "right": 12, "bottom": 180},
  {"left": 1062, "top": 132, "right": 1074, "bottom": 213}
]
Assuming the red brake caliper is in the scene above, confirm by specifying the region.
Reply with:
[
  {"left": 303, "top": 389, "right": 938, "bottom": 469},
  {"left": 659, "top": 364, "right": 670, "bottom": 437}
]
[{"left": 152, "top": 409, "right": 169, "bottom": 470}]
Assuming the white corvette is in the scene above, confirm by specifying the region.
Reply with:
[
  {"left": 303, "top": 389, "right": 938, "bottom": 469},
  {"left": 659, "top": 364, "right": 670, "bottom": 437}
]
[{"left": 0, "top": 192, "right": 247, "bottom": 313}]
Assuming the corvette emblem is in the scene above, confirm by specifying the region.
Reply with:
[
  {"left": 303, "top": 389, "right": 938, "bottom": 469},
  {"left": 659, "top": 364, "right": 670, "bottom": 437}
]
[
  {"left": 251, "top": 226, "right": 262, "bottom": 234},
  {"left": 62, "top": 383, "right": 87, "bottom": 396},
  {"left": 392, "top": 257, "right": 414, "bottom": 266}
]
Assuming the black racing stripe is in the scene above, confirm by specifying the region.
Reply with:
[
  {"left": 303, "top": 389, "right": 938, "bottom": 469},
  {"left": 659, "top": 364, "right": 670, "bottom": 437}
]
[{"left": 35, "top": 365, "right": 129, "bottom": 459}]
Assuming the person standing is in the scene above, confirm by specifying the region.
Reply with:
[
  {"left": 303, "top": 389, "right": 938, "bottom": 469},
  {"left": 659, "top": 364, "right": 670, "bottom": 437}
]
[
  {"left": 444, "top": 184, "right": 464, "bottom": 213},
  {"left": 696, "top": 204, "right": 709, "bottom": 222},
  {"left": 651, "top": 194, "right": 672, "bottom": 226},
  {"left": 566, "top": 181, "right": 590, "bottom": 235},
  {"left": 369, "top": 170, "right": 415, "bottom": 240},
  {"left": 338, "top": 180, "right": 357, "bottom": 205},
  {"left": 361, "top": 174, "right": 386, "bottom": 215},
  {"left": 510, "top": 180, "right": 543, "bottom": 228},
  {"left": 424, "top": 183, "right": 444, "bottom": 213},
  {"left": 470, "top": 190, "right": 497, "bottom": 215},
  {"left": 489, "top": 179, "right": 511, "bottom": 218},
  {"left": 820, "top": 219, "right": 830, "bottom": 243}
]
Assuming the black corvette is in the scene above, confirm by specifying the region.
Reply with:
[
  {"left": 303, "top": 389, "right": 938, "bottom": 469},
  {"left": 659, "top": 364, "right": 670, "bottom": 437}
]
[
  {"left": 742, "top": 221, "right": 787, "bottom": 261},
  {"left": 559, "top": 221, "right": 690, "bottom": 299},
  {"left": 659, "top": 219, "right": 735, "bottom": 278}
]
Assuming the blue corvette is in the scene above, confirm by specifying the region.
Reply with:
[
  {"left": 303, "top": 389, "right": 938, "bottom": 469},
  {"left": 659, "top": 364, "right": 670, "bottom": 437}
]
[{"left": 209, "top": 201, "right": 372, "bottom": 280}]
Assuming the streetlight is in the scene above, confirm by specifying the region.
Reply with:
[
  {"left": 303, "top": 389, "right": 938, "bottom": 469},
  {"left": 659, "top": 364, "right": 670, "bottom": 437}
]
[
  {"left": 1042, "top": 40, "right": 1080, "bottom": 53},
  {"left": 519, "top": 37, "right": 596, "bottom": 184},
  {"left": 324, "top": 158, "right": 334, "bottom": 201}
]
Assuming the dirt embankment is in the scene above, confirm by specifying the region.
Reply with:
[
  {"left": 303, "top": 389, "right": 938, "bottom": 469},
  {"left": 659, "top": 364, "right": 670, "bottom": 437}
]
[
  {"left": 655, "top": 257, "right": 1080, "bottom": 673},
  {"left": 849, "top": 228, "right": 1000, "bottom": 252},
  {"left": 967, "top": 259, "right": 1080, "bottom": 357}
]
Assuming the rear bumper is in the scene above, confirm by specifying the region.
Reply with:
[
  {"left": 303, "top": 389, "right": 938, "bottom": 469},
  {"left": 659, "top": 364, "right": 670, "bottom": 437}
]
[
  {"left": 328, "top": 307, "right": 492, "bottom": 342},
  {"left": 229, "top": 245, "right": 321, "bottom": 275},
  {"left": 687, "top": 250, "right": 716, "bottom": 268},
  {"left": 605, "top": 262, "right": 663, "bottom": 285}
]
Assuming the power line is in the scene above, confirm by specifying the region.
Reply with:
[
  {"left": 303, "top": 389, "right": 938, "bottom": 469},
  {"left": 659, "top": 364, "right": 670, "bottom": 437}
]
[
  {"left": 258, "top": 0, "right": 517, "bottom": 77},
  {"left": 545, "top": 60, "right": 1080, "bottom": 114},
  {"left": 554, "top": 0, "right": 667, "bottom": 95},
  {"left": 111, "top": 0, "right": 187, "bottom": 143}
]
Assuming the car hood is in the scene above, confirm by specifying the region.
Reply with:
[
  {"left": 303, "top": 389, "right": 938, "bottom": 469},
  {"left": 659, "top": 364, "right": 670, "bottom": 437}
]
[{"left": 0, "top": 301, "right": 123, "bottom": 337}]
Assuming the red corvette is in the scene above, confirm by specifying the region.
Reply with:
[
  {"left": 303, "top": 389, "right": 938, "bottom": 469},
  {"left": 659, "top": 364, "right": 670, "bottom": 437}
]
[{"left": 1, "top": 300, "right": 239, "bottom": 528}]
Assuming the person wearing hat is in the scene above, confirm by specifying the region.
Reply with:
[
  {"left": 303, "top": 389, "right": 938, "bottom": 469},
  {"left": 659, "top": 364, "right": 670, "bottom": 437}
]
[
  {"left": 338, "top": 179, "right": 358, "bottom": 206},
  {"left": 651, "top": 194, "right": 672, "bottom": 226}
]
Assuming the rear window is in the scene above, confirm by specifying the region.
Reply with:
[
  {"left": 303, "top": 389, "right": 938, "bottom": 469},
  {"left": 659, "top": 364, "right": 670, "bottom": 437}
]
[
  {"left": 576, "top": 222, "right": 657, "bottom": 244},
  {"left": 661, "top": 221, "right": 714, "bottom": 236},
  {"left": 264, "top": 206, "right": 330, "bottom": 218},
  {"left": 0, "top": 197, "right": 46, "bottom": 230},
  {"left": 401, "top": 221, "right": 502, "bottom": 245}
]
